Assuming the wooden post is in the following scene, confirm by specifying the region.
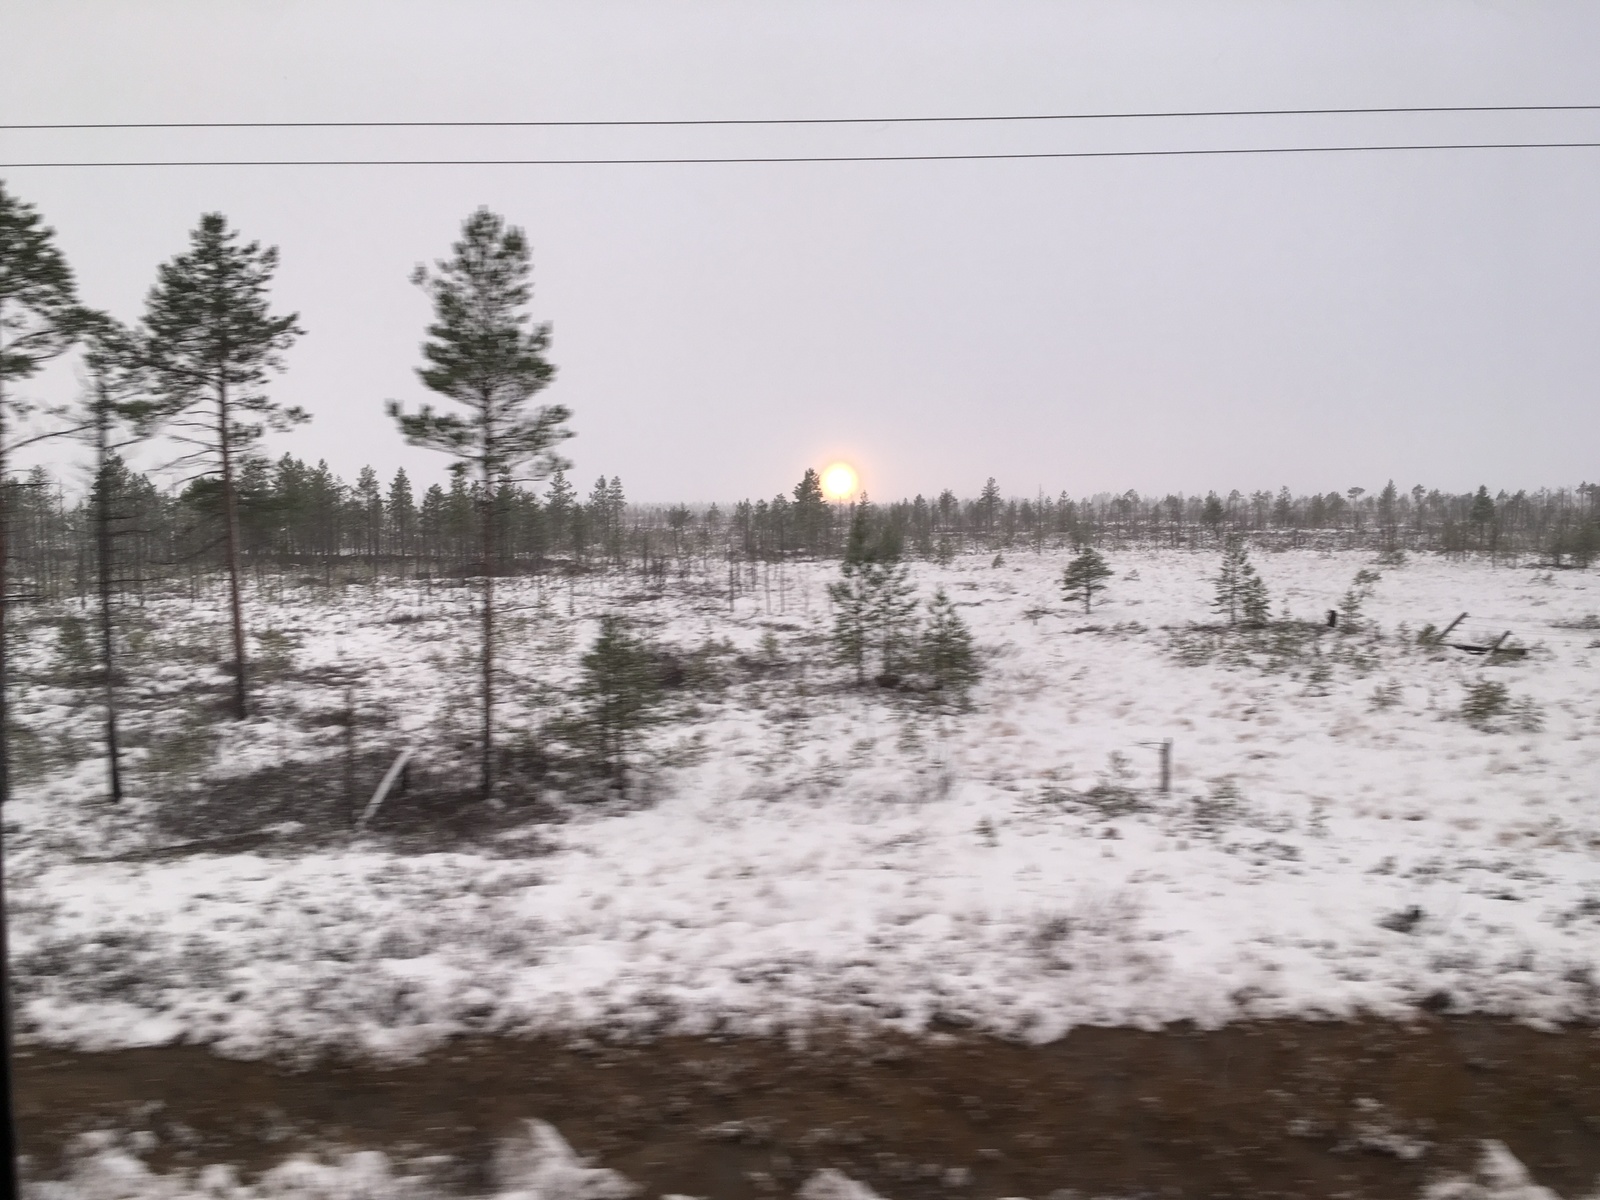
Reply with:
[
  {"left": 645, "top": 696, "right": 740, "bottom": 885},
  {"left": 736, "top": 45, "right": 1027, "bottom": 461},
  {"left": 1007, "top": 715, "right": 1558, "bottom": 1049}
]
[
  {"left": 343, "top": 685, "right": 356, "bottom": 817},
  {"left": 1436, "top": 612, "right": 1468, "bottom": 643},
  {"left": 1139, "top": 739, "right": 1173, "bottom": 796},
  {"left": 357, "top": 748, "right": 415, "bottom": 833}
]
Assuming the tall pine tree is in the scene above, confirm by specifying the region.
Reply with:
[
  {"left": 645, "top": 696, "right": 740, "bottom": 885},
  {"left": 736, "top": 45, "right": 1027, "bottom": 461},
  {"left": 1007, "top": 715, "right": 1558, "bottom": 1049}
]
[
  {"left": 140, "top": 213, "right": 305, "bottom": 719},
  {"left": 0, "top": 182, "right": 83, "bottom": 1197},
  {"left": 387, "top": 468, "right": 415, "bottom": 562},
  {"left": 1, "top": 182, "right": 83, "bottom": 812},
  {"left": 75, "top": 312, "right": 152, "bottom": 803},
  {"left": 388, "top": 208, "right": 572, "bottom": 798}
]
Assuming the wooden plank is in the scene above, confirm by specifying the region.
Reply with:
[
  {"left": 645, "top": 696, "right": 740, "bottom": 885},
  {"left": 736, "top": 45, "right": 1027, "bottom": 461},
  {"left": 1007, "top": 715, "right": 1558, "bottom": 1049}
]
[{"left": 356, "top": 747, "right": 415, "bottom": 833}]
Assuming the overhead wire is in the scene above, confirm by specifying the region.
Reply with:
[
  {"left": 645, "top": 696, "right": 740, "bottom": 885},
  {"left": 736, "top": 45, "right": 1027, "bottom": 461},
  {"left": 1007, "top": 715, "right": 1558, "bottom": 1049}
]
[
  {"left": 6, "top": 103, "right": 1599, "bottom": 168},
  {"left": 4, "top": 102, "right": 1600, "bottom": 131},
  {"left": 5, "top": 142, "right": 1600, "bottom": 168}
]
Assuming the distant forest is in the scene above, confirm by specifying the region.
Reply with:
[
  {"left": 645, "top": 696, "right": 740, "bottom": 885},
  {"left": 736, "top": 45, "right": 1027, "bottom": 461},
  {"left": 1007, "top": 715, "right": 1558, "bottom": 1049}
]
[{"left": 6, "top": 460, "right": 1597, "bottom": 604}]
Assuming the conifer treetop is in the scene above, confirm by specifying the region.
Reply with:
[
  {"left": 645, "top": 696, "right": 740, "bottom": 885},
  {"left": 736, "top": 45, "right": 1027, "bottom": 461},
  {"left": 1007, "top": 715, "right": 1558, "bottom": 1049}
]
[
  {"left": 390, "top": 207, "right": 571, "bottom": 482},
  {"left": 139, "top": 213, "right": 307, "bottom": 459},
  {"left": 142, "top": 214, "right": 302, "bottom": 396},
  {"left": 0, "top": 180, "right": 82, "bottom": 388}
]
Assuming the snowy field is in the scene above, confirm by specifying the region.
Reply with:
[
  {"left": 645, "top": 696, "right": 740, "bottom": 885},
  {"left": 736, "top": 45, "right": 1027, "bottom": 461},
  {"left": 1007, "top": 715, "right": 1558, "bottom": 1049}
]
[{"left": 7, "top": 547, "right": 1600, "bottom": 1067}]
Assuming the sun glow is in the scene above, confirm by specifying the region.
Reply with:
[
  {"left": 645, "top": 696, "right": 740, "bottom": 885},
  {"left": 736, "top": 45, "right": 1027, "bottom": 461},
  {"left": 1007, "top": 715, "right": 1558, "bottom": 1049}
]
[{"left": 821, "top": 462, "right": 859, "bottom": 500}]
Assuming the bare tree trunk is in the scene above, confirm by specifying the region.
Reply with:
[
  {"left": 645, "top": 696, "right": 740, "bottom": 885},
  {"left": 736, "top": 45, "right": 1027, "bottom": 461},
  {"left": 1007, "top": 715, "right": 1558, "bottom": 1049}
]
[
  {"left": 0, "top": 323, "right": 19, "bottom": 1200},
  {"left": 0, "top": 376, "right": 9, "bottom": 808},
  {"left": 481, "top": 458, "right": 495, "bottom": 800},
  {"left": 94, "top": 383, "right": 123, "bottom": 802},
  {"left": 217, "top": 375, "right": 249, "bottom": 720}
]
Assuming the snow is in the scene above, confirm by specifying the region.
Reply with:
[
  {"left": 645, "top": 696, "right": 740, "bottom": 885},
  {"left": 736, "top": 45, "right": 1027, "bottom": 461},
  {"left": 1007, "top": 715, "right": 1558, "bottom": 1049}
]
[
  {"left": 25, "top": 1120, "right": 634, "bottom": 1200},
  {"left": 25, "top": 1133, "right": 1600, "bottom": 1200},
  {"left": 7, "top": 548, "right": 1599, "bottom": 1060},
  {"left": 1424, "top": 1142, "right": 1600, "bottom": 1200},
  {"left": 796, "top": 1169, "right": 886, "bottom": 1200}
]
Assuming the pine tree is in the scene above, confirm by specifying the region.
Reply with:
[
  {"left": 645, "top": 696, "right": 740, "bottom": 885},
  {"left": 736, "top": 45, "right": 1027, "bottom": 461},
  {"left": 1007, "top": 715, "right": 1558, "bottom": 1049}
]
[
  {"left": 829, "top": 499, "right": 919, "bottom": 684},
  {"left": 768, "top": 492, "right": 792, "bottom": 558},
  {"left": 1346, "top": 486, "right": 1367, "bottom": 533},
  {"left": 1377, "top": 479, "right": 1399, "bottom": 550},
  {"left": 1, "top": 182, "right": 84, "bottom": 814},
  {"left": 388, "top": 208, "right": 573, "bottom": 797},
  {"left": 604, "top": 475, "right": 626, "bottom": 561},
  {"left": 920, "top": 587, "right": 979, "bottom": 707},
  {"left": 978, "top": 477, "right": 1002, "bottom": 540},
  {"left": 829, "top": 506, "right": 874, "bottom": 683},
  {"left": 665, "top": 504, "right": 692, "bottom": 559},
  {"left": 872, "top": 557, "right": 920, "bottom": 681},
  {"left": 579, "top": 613, "right": 661, "bottom": 793},
  {"left": 386, "top": 469, "right": 415, "bottom": 561},
  {"left": 587, "top": 474, "right": 609, "bottom": 554},
  {"left": 1240, "top": 567, "right": 1271, "bottom": 626},
  {"left": 306, "top": 460, "right": 341, "bottom": 560},
  {"left": 1272, "top": 487, "right": 1294, "bottom": 529},
  {"left": 274, "top": 455, "right": 309, "bottom": 555},
  {"left": 236, "top": 457, "right": 276, "bottom": 558},
  {"left": 75, "top": 313, "right": 151, "bottom": 803},
  {"left": 1212, "top": 536, "right": 1270, "bottom": 626},
  {"left": 792, "top": 467, "right": 829, "bottom": 555},
  {"left": 419, "top": 484, "right": 447, "bottom": 569},
  {"left": 545, "top": 467, "right": 574, "bottom": 558},
  {"left": 1470, "top": 485, "right": 1495, "bottom": 551},
  {"left": 140, "top": 213, "right": 306, "bottom": 719},
  {"left": 1060, "top": 545, "right": 1113, "bottom": 614},
  {"left": 912, "top": 494, "right": 934, "bottom": 558},
  {"left": 355, "top": 466, "right": 383, "bottom": 559}
]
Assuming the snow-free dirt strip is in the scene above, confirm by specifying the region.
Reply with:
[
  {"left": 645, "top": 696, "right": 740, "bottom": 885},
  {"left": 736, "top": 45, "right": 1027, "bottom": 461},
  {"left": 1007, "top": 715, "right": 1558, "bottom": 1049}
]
[{"left": 7, "top": 549, "right": 1599, "bottom": 1061}]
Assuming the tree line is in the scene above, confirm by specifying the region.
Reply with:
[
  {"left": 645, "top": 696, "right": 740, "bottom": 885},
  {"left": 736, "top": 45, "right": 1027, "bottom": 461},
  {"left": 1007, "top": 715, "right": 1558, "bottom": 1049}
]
[{"left": 7, "top": 465, "right": 1597, "bottom": 606}]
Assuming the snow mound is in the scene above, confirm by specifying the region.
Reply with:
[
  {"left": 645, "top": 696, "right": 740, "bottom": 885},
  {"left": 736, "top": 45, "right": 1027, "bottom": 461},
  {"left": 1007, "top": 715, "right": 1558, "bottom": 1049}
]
[
  {"left": 1424, "top": 1141, "right": 1600, "bottom": 1199},
  {"left": 26, "top": 1134, "right": 421, "bottom": 1199},
  {"left": 26, "top": 1121, "right": 634, "bottom": 1200},
  {"left": 493, "top": 1120, "right": 637, "bottom": 1200},
  {"left": 797, "top": 1169, "right": 887, "bottom": 1200}
]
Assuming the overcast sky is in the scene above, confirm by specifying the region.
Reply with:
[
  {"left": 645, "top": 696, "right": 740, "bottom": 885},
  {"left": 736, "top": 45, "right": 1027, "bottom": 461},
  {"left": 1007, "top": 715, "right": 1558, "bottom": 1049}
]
[{"left": 4, "top": 1, "right": 1598, "bottom": 503}]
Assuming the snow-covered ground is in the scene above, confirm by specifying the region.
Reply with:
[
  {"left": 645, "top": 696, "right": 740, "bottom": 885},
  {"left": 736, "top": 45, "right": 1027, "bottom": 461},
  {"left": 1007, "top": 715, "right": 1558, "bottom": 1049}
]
[
  {"left": 26, "top": 1127, "right": 1595, "bottom": 1200},
  {"left": 7, "top": 548, "right": 1599, "bottom": 1062}
]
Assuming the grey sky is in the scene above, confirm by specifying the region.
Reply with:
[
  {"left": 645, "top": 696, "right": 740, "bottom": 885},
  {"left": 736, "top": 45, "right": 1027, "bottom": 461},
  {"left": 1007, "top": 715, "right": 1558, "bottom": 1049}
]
[{"left": 4, "top": 1, "right": 1597, "bottom": 502}]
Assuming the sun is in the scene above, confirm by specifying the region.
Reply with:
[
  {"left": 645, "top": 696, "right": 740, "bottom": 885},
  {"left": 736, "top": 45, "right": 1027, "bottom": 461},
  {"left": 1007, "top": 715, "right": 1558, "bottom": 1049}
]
[{"left": 821, "top": 462, "right": 859, "bottom": 500}]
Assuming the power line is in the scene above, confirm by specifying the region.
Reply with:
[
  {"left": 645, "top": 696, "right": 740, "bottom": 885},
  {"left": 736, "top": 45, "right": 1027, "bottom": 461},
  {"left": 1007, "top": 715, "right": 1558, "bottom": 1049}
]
[
  {"left": 4, "top": 103, "right": 1600, "bottom": 131},
  {"left": 5, "top": 141, "right": 1600, "bottom": 169}
]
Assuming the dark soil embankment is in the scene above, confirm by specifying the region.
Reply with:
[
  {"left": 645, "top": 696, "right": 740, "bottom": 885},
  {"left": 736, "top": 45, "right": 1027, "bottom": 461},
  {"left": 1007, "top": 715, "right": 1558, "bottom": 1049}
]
[{"left": 17, "top": 1018, "right": 1600, "bottom": 1198}]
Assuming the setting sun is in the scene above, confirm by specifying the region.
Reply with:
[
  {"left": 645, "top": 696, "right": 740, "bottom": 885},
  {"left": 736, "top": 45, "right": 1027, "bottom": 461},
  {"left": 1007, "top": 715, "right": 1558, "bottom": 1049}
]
[{"left": 820, "top": 462, "right": 859, "bottom": 500}]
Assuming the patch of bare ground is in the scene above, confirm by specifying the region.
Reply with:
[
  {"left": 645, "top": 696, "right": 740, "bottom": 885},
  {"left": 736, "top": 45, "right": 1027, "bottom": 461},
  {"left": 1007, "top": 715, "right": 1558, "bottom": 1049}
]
[
  {"left": 16, "top": 1018, "right": 1600, "bottom": 1198},
  {"left": 128, "top": 754, "right": 565, "bottom": 859}
]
